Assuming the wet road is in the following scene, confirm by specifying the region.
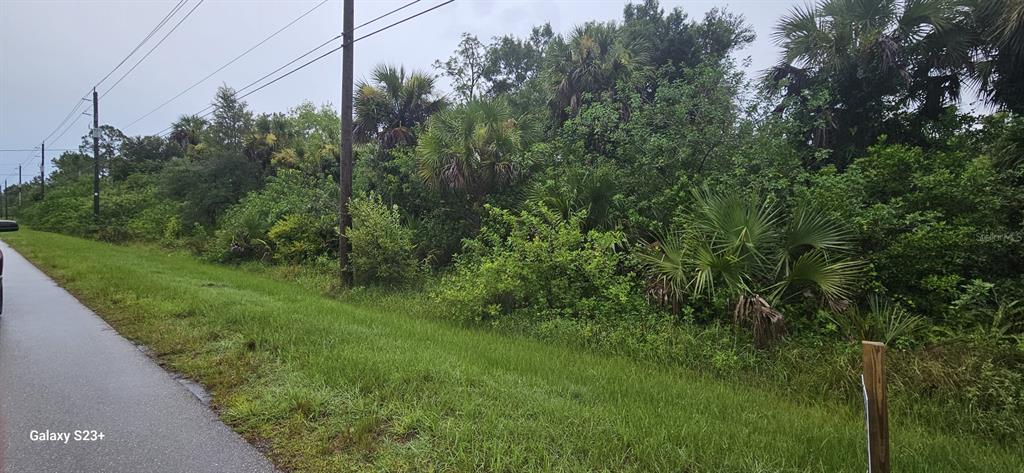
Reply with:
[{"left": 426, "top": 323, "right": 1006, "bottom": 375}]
[{"left": 0, "top": 241, "right": 276, "bottom": 472}]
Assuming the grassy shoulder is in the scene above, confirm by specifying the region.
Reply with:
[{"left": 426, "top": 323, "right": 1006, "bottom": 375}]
[{"left": 3, "top": 229, "right": 1020, "bottom": 472}]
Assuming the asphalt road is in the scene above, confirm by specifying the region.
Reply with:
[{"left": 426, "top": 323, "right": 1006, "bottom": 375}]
[{"left": 0, "top": 241, "right": 277, "bottom": 473}]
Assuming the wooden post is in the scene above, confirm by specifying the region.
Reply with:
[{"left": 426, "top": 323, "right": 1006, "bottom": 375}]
[
  {"left": 338, "top": 0, "right": 354, "bottom": 286},
  {"left": 862, "top": 341, "right": 890, "bottom": 473},
  {"left": 40, "top": 142, "right": 45, "bottom": 199},
  {"left": 92, "top": 88, "right": 100, "bottom": 221}
]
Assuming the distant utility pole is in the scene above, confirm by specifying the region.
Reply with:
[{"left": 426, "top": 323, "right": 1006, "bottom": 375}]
[
  {"left": 40, "top": 142, "right": 45, "bottom": 198},
  {"left": 92, "top": 87, "right": 100, "bottom": 220},
  {"left": 3, "top": 180, "right": 7, "bottom": 219},
  {"left": 339, "top": 0, "right": 354, "bottom": 286},
  {"left": 18, "top": 165, "right": 22, "bottom": 207}
]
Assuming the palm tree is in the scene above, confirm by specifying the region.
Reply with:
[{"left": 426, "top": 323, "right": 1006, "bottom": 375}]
[
  {"left": 416, "top": 98, "right": 525, "bottom": 201},
  {"left": 546, "top": 22, "right": 650, "bottom": 122},
  {"left": 640, "top": 189, "right": 864, "bottom": 348},
  {"left": 527, "top": 165, "right": 617, "bottom": 231},
  {"left": 244, "top": 113, "right": 290, "bottom": 171},
  {"left": 969, "top": 0, "right": 1024, "bottom": 112},
  {"left": 169, "top": 114, "right": 208, "bottom": 152},
  {"left": 764, "top": 0, "right": 968, "bottom": 161},
  {"left": 354, "top": 64, "right": 445, "bottom": 150}
]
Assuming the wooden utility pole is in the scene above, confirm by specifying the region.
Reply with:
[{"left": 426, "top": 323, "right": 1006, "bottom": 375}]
[
  {"left": 92, "top": 88, "right": 100, "bottom": 220},
  {"left": 862, "top": 341, "right": 890, "bottom": 473},
  {"left": 3, "top": 180, "right": 7, "bottom": 219},
  {"left": 40, "top": 142, "right": 45, "bottom": 198},
  {"left": 18, "top": 165, "right": 22, "bottom": 207},
  {"left": 339, "top": 0, "right": 354, "bottom": 286}
]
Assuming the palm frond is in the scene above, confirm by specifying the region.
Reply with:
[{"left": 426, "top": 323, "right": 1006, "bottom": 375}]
[
  {"left": 783, "top": 205, "right": 854, "bottom": 255},
  {"left": 780, "top": 249, "right": 864, "bottom": 303}
]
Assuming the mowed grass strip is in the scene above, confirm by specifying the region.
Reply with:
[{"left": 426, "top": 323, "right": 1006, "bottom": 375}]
[{"left": 3, "top": 229, "right": 1020, "bottom": 472}]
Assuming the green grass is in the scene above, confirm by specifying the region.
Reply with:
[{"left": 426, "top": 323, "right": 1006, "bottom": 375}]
[{"left": 3, "top": 229, "right": 1020, "bottom": 472}]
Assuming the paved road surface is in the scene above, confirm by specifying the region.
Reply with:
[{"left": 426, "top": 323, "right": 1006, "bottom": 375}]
[{"left": 0, "top": 241, "right": 276, "bottom": 472}]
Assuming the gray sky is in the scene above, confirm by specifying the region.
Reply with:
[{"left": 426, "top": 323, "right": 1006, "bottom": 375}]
[{"left": 0, "top": 0, "right": 805, "bottom": 175}]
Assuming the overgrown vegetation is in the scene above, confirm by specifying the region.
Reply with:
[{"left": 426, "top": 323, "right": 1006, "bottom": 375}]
[{"left": 8, "top": 0, "right": 1024, "bottom": 464}]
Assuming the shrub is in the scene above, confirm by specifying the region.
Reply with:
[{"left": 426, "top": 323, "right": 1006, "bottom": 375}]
[
  {"left": 827, "top": 296, "right": 925, "bottom": 347},
  {"left": 95, "top": 175, "right": 178, "bottom": 243},
  {"left": 268, "top": 214, "right": 331, "bottom": 263},
  {"left": 799, "top": 143, "right": 1022, "bottom": 318},
  {"left": 348, "top": 193, "right": 418, "bottom": 285},
  {"left": 435, "top": 204, "right": 652, "bottom": 323},
  {"left": 212, "top": 170, "right": 336, "bottom": 262}
]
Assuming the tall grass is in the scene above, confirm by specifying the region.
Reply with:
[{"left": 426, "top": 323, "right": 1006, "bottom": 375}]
[{"left": 3, "top": 229, "right": 1021, "bottom": 472}]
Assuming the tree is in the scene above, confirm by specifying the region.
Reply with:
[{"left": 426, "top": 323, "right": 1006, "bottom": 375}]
[
  {"left": 169, "top": 114, "right": 208, "bottom": 152},
  {"left": 209, "top": 86, "right": 253, "bottom": 150},
  {"left": 483, "top": 24, "right": 554, "bottom": 96},
  {"left": 765, "top": 0, "right": 969, "bottom": 165},
  {"left": 281, "top": 102, "right": 339, "bottom": 176},
  {"left": 434, "top": 33, "right": 487, "bottom": 102},
  {"left": 640, "top": 189, "right": 863, "bottom": 347},
  {"left": 417, "top": 98, "right": 526, "bottom": 202},
  {"left": 621, "top": 0, "right": 752, "bottom": 73},
  {"left": 545, "top": 21, "right": 651, "bottom": 122},
  {"left": 48, "top": 151, "right": 94, "bottom": 185},
  {"left": 109, "top": 135, "right": 173, "bottom": 181},
  {"left": 160, "top": 88, "right": 261, "bottom": 228},
  {"left": 244, "top": 113, "right": 291, "bottom": 173},
  {"left": 354, "top": 64, "right": 445, "bottom": 150},
  {"left": 79, "top": 125, "right": 126, "bottom": 172},
  {"left": 160, "top": 147, "right": 261, "bottom": 228},
  {"left": 970, "top": 0, "right": 1024, "bottom": 112}
]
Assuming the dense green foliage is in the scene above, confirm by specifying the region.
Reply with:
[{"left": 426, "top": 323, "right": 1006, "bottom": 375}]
[
  {"left": 348, "top": 194, "right": 418, "bottom": 285},
  {"left": 9, "top": 0, "right": 1023, "bottom": 453},
  {"left": 436, "top": 204, "right": 644, "bottom": 323},
  {"left": 212, "top": 170, "right": 337, "bottom": 263}
]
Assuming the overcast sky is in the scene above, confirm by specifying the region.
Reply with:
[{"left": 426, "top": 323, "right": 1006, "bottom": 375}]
[{"left": 1, "top": 0, "right": 816, "bottom": 175}]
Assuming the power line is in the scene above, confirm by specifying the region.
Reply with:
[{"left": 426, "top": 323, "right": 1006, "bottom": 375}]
[
  {"left": 39, "top": 93, "right": 90, "bottom": 142},
  {"left": 153, "top": 0, "right": 456, "bottom": 137},
  {"left": 32, "top": 1, "right": 188, "bottom": 150},
  {"left": 48, "top": 108, "right": 91, "bottom": 148},
  {"left": 94, "top": 0, "right": 189, "bottom": 89},
  {"left": 100, "top": 0, "right": 206, "bottom": 100},
  {"left": 123, "top": 0, "right": 330, "bottom": 132},
  {"left": 0, "top": 149, "right": 75, "bottom": 153},
  {"left": 234, "top": 0, "right": 427, "bottom": 96},
  {"left": 351, "top": 0, "right": 455, "bottom": 46},
  {"left": 356, "top": 0, "right": 423, "bottom": 29},
  {"left": 238, "top": 1, "right": 457, "bottom": 102},
  {"left": 154, "top": 34, "right": 342, "bottom": 137}
]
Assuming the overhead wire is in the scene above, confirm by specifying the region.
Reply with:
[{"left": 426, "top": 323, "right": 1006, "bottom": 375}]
[
  {"left": 123, "top": 0, "right": 331, "bottom": 131},
  {"left": 48, "top": 109, "right": 92, "bottom": 148},
  {"left": 154, "top": 34, "right": 343, "bottom": 137},
  {"left": 32, "top": 0, "right": 190, "bottom": 150},
  {"left": 153, "top": 0, "right": 456, "bottom": 137},
  {"left": 40, "top": 96, "right": 90, "bottom": 144},
  {"left": 100, "top": 0, "right": 206, "bottom": 99},
  {"left": 151, "top": 0, "right": 428, "bottom": 136},
  {"left": 94, "top": 0, "right": 189, "bottom": 89},
  {"left": 235, "top": 1, "right": 458, "bottom": 105}
]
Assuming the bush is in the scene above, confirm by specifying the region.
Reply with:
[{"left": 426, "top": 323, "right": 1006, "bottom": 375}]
[
  {"left": 17, "top": 176, "right": 94, "bottom": 236},
  {"left": 435, "top": 204, "right": 652, "bottom": 323},
  {"left": 212, "top": 170, "right": 336, "bottom": 262},
  {"left": 348, "top": 193, "right": 418, "bottom": 285},
  {"left": 268, "top": 214, "right": 330, "bottom": 263},
  {"left": 96, "top": 174, "right": 179, "bottom": 243},
  {"left": 799, "top": 143, "right": 1023, "bottom": 318}
]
